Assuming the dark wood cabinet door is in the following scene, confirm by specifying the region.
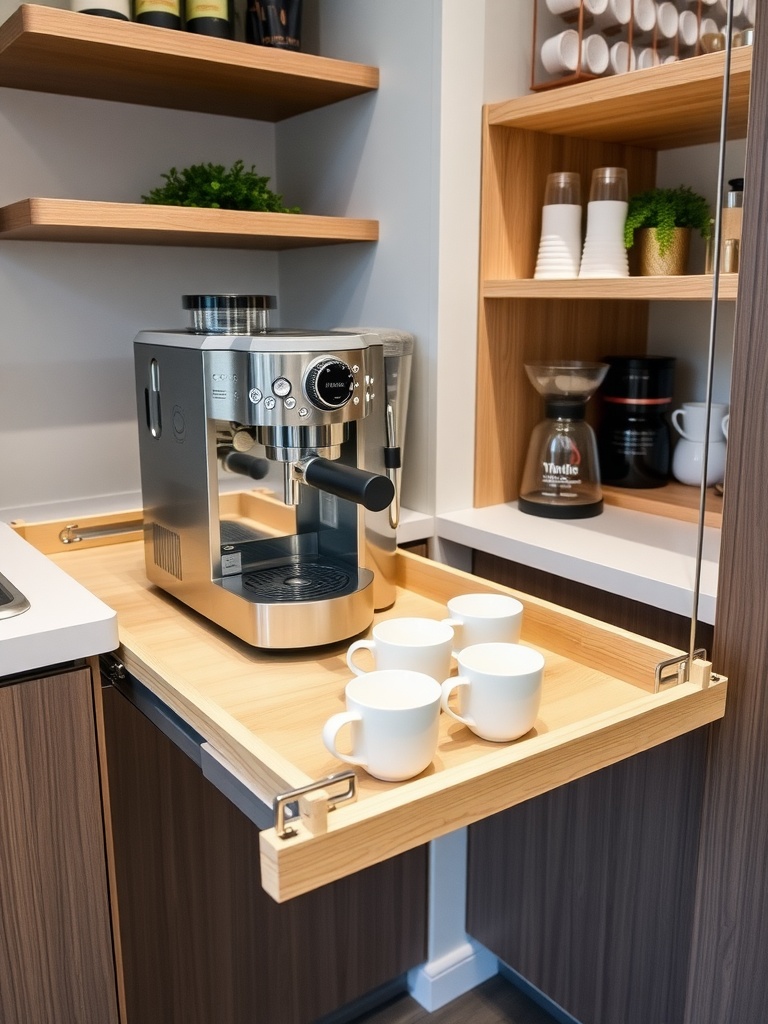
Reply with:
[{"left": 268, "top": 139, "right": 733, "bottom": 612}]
[
  {"left": 0, "top": 667, "right": 118, "bottom": 1024},
  {"left": 465, "top": 553, "right": 709, "bottom": 1024},
  {"left": 101, "top": 682, "right": 428, "bottom": 1024}
]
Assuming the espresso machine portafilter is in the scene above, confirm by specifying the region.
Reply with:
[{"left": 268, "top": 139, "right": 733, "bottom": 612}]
[{"left": 133, "top": 295, "right": 413, "bottom": 649}]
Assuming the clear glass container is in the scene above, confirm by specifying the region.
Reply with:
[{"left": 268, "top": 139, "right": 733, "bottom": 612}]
[{"left": 519, "top": 361, "right": 608, "bottom": 519}]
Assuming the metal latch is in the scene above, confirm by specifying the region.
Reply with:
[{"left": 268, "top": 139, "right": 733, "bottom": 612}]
[
  {"left": 273, "top": 770, "right": 357, "bottom": 839},
  {"left": 59, "top": 519, "right": 143, "bottom": 544},
  {"left": 655, "top": 648, "right": 708, "bottom": 692}
]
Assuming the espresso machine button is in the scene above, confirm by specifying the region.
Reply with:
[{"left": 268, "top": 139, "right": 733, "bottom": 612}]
[
  {"left": 272, "top": 377, "right": 292, "bottom": 398},
  {"left": 305, "top": 358, "right": 355, "bottom": 409}
]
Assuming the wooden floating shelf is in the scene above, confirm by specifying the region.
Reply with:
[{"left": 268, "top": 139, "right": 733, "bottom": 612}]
[
  {"left": 0, "top": 4, "right": 379, "bottom": 120},
  {"left": 0, "top": 198, "right": 379, "bottom": 249},
  {"left": 487, "top": 47, "right": 751, "bottom": 149},
  {"left": 483, "top": 275, "right": 738, "bottom": 302},
  {"left": 602, "top": 482, "right": 723, "bottom": 529}
]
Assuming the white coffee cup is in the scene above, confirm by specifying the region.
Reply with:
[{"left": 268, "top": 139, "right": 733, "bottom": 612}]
[
  {"left": 545, "top": 0, "right": 609, "bottom": 16},
  {"left": 440, "top": 643, "right": 545, "bottom": 743},
  {"left": 607, "top": 40, "right": 635, "bottom": 74},
  {"left": 441, "top": 593, "right": 524, "bottom": 654},
  {"left": 581, "top": 34, "right": 609, "bottom": 74},
  {"left": 656, "top": 1, "right": 679, "bottom": 41},
  {"left": 322, "top": 670, "right": 441, "bottom": 781},
  {"left": 671, "top": 402, "right": 729, "bottom": 443},
  {"left": 678, "top": 9, "right": 699, "bottom": 47},
  {"left": 633, "top": 0, "right": 656, "bottom": 34},
  {"left": 636, "top": 46, "right": 660, "bottom": 69},
  {"left": 346, "top": 616, "right": 454, "bottom": 682},
  {"left": 594, "top": 0, "right": 632, "bottom": 30},
  {"left": 541, "top": 29, "right": 580, "bottom": 74}
]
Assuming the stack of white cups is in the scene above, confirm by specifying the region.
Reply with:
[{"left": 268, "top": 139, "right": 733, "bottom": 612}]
[
  {"left": 534, "top": 171, "right": 583, "bottom": 280},
  {"left": 579, "top": 166, "right": 629, "bottom": 278}
]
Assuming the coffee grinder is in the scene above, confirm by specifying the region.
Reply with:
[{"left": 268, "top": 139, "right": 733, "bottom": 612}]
[
  {"left": 518, "top": 361, "right": 608, "bottom": 518},
  {"left": 133, "top": 295, "right": 412, "bottom": 649}
]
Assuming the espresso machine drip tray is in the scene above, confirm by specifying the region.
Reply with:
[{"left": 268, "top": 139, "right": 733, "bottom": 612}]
[{"left": 241, "top": 558, "right": 357, "bottom": 602}]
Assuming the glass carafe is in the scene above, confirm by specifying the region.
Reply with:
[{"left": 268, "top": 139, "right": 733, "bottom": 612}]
[{"left": 519, "top": 362, "right": 608, "bottom": 518}]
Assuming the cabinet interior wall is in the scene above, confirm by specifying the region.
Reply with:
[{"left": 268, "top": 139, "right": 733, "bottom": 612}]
[{"left": 476, "top": 124, "right": 657, "bottom": 507}]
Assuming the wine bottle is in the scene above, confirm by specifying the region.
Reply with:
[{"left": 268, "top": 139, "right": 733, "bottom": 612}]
[
  {"left": 135, "top": 0, "right": 182, "bottom": 29},
  {"left": 185, "top": 0, "right": 233, "bottom": 38},
  {"left": 71, "top": 0, "right": 130, "bottom": 20}
]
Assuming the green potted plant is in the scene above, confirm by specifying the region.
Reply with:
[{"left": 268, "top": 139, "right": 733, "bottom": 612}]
[
  {"left": 142, "top": 160, "right": 301, "bottom": 213},
  {"left": 624, "top": 185, "right": 711, "bottom": 276}
]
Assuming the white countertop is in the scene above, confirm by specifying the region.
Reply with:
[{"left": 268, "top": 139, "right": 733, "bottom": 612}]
[
  {"left": 433, "top": 503, "right": 719, "bottom": 624},
  {"left": 0, "top": 522, "right": 118, "bottom": 679}
]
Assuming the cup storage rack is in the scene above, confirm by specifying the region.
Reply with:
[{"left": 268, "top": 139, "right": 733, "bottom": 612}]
[
  {"left": 13, "top": 495, "right": 727, "bottom": 903},
  {"left": 532, "top": 0, "right": 754, "bottom": 91},
  {"left": 476, "top": 44, "right": 751, "bottom": 526},
  {"left": 0, "top": 4, "right": 379, "bottom": 248}
]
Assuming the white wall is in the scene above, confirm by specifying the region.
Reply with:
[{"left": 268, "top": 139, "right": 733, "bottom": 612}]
[{"left": 0, "top": 88, "right": 279, "bottom": 520}]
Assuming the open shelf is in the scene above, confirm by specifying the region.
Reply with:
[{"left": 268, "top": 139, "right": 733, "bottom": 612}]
[
  {"left": 602, "top": 482, "right": 723, "bottom": 528},
  {"left": 475, "top": 48, "right": 749, "bottom": 515},
  {"left": 487, "top": 48, "right": 752, "bottom": 149},
  {"left": 484, "top": 275, "right": 738, "bottom": 302},
  {"left": 0, "top": 198, "right": 379, "bottom": 249},
  {"left": 0, "top": 4, "right": 379, "bottom": 120}
]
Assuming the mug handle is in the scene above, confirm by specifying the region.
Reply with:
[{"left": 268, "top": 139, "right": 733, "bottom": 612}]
[
  {"left": 346, "top": 639, "right": 375, "bottom": 675},
  {"left": 440, "top": 676, "right": 475, "bottom": 728},
  {"left": 671, "top": 408, "right": 693, "bottom": 440},
  {"left": 322, "top": 711, "right": 366, "bottom": 767},
  {"left": 441, "top": 616, "right": 462, "bottom": 658}
]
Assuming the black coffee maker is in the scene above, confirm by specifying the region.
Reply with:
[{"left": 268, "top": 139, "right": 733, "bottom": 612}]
[{"left": 597, "top": 356, "right": 676, "bottom": 489}]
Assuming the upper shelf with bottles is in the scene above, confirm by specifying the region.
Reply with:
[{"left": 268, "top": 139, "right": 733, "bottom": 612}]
[{"left": 0, "top": 3, "right": 379, "bottom": 120}]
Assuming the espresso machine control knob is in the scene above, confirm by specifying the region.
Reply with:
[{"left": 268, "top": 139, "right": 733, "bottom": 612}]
[{"left": 304, "top": 358, "right": 355, "bottom": 410}]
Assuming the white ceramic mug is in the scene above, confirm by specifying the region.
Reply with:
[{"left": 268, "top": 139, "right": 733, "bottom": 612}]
[
  {"left": 322, "top": 670, "right": 441, "bottom": 781},
  {"left": 346, "top": 616, "right": 454, "bottom": 681},
  {"left": 671, "top": 402, "right": 729, "bottom": 443},
  {"left": 594, "top": 0, "right": 632, "bottom": 30},
  {"left": 545, "top": 0, "right": 609, "bottom": 16},
  {"left": 541, "top": 29, "right": 580, "bottom": 74},
  {"left": 440, "top": 643, "right": 545, "bottom": 743},
  {"left": 441, "top": 593, "right": 524, "bottom": 654},
  {"left": 655, "top": 2, "right": 678, "bottom": 41},
  {"left": 672, "top": 438, "right": 727, "bottom": 487}
]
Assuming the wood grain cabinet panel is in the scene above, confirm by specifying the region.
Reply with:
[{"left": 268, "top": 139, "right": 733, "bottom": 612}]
[
  {"left": 466, "top": 553, "right": 709, "bottom": 1024},
  {"left": 0, "top": 667, "right": 118, "bottom": 1024},
  {"left": 101, "top": 682, "right": 428, "bottom": 1024}
]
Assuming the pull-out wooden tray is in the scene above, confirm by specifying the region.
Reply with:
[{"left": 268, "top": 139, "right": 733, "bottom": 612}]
[{"left": 26, "top": 505, "right": 725, "bottom": 903}]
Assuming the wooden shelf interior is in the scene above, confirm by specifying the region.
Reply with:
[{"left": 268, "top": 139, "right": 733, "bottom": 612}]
[
  {"left": 475, "top": 53, "right": 749, "bottom": 511},
  {"left": 0, "top": 4, "right": 379, "bottom": 120},
  {"left": 0, "top": 199, "right": 379, "bottom": 249},
  {"left": 487, "top": 48, "right": 752, "bottom": 149},
  {"left": 602, "top": 482, "right": 723, "bottom": 529}
]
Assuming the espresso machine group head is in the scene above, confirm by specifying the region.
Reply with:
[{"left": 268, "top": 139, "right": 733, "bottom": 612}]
[{"left": 134, "top": 295, "right": 412, "bottom": 649}]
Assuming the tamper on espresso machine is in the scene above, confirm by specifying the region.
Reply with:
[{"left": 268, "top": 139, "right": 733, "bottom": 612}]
[{"left": 134, "top": 295, "right": 413, "bottom": 649}]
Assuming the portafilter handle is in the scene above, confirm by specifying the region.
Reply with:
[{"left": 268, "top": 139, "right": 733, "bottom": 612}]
[{"left": 297, "top": 456, "right": 395, "bottom": 512}]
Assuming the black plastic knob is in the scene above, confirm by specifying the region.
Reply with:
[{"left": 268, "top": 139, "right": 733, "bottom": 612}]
[{"left": 305, "top": 359, "right": 354, "bottom": 410}]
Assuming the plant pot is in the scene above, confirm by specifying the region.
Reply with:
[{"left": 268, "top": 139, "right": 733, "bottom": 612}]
[{"left": 635, "top": 226, "right": 691, "bottom": 276}]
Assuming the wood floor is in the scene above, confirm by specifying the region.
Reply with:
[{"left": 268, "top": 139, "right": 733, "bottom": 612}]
[{"left": 347, "top": 976, "right": 562, "bottom": 1024}]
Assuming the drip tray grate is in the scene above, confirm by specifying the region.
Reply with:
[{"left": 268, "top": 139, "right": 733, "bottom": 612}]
[{"left": 241, "top": 559, "right": 355, "bottom": 601}]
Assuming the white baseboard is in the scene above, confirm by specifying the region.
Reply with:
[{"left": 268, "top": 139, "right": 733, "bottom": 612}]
[{"left": 407, "top": 938, "right": 498, "bottom": 1012}]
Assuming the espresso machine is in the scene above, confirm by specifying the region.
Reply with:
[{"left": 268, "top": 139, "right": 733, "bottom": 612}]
[{"left": 134, "top": 295, "right": 413, "bottom": 649}]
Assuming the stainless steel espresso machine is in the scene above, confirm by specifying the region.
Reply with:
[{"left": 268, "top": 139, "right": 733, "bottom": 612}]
[{"left": 133, "top": 295, "right": 413, "bottom": 649}]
